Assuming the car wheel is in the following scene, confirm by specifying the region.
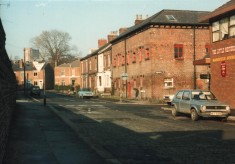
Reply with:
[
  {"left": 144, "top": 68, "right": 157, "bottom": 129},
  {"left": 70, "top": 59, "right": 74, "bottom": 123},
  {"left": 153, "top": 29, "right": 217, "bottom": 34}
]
[
  {"left": 191, "top": 109, "right": 199, "bottom": 121},
  {"left": 172, "top": 106, "right": 179, "bottom": 117}
]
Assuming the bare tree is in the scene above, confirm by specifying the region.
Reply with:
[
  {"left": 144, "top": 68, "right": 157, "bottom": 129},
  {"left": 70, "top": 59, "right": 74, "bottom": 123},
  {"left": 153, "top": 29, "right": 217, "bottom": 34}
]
[{"left": 31, "top": 30, "right": 78, "bottom": 66}]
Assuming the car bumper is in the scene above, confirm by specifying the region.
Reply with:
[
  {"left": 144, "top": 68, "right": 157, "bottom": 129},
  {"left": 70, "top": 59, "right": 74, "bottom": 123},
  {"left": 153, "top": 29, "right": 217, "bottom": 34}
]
[{"left": 199, "top": 111, "right": 230, "bottom": 118}]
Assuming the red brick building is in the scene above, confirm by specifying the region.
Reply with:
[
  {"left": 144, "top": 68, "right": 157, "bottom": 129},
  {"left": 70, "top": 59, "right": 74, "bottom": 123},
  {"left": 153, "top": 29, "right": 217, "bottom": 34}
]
[
  {"left": 200, "top": 0, "right": 235, "bottom": 108},
  {"left": 13, "top": 60, "right": 54, "bottom": 90},
  {"left": 54, "top": 60, "right": 81, "bottom": 87},
  {"left": 111, "top": 10, "right": 211, "bottom": 100}
]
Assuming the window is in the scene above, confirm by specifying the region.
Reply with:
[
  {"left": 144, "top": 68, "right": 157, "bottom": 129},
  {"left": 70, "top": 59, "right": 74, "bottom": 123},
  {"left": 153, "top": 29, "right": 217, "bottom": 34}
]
[
  {"left": 99, "top": 76, "right": 102, "bottom": 86},
  {"left": 212, "top": 15, "right": 235, "bottom": 42},
  {"left": 72, "top": 69, "right": 75, "bottom": 76},
  {"left": 176, "top": 91, "right": 183, "bottom": 99},
  {"left": 113, "top": 58, "right": 117, "bottom": 67},
  {"left": 122, "top": 55, "right": 125, "bottom": 65},
  {"left": 89, "top": 60, "right": 91, "bottom": 70},
  {"left": 145, "top": 48, "right": 150, "bottom": 60},
  {"left": 230, "top": 15, "right": 235, "bottom": 37},
  {"left": 182, "top": 91, "right": 190, "bottom": 100},
  {"left": 220, "top": 18, "right": 228, "bottom": 40},
  {"left": 34, "top": 72, "right": 37, "bottom": 76},
  {"left": 174, "top": 44, "right": 183, "bottom": 59},
  {"left": 212, "top": 21, "right": 220, "bottom": 42},
  {"left": 132, "top": 53, "right": 136, "bottom": 63},
  {"left": 164, "top": 78, "right": 173, "bottom": 88},
  {"left": 34, "top": 81, "right": 38, "bottom": 86},
  {"left": 61, "top": 80, "right": 65, "bottom": 86},
  {"left": 166, "top": 15, "right": 176, "bottom": 21}
]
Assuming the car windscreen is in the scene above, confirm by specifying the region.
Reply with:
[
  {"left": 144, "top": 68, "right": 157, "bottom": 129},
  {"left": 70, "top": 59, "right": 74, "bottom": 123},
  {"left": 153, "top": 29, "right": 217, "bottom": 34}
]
[{"left": 192, "top": 91, "right": 216, "bottom": 100}]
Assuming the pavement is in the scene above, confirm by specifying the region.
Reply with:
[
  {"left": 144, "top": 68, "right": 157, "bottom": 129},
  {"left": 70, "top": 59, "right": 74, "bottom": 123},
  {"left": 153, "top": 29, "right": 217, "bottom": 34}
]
[{"left": 3, "top": 92, "right": 106, "bottom": 164}]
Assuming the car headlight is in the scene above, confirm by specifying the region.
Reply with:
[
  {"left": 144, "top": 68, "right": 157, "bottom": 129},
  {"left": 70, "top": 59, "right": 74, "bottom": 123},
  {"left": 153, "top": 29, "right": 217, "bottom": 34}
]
[
  {"left": 201, "top": 106, "right": 206, "bottom": 112},
  {"left": 226, "top": 106, "right": 230, "bottom": 112}
]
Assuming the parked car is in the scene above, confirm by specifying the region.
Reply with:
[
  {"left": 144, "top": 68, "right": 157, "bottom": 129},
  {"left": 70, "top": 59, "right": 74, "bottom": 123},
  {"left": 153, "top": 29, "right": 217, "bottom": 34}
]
[
  {"left": 78, "top": 88, "right": 94, "bottom": 98},
  {"left": 163, "top": 94, "right": 174, "bottom": 105},
  {"left": 171, "top": 90, "right": 230, "bottom": 121},
  {"left": 30, "top": 86, "right": 41, "bottom": 96}
]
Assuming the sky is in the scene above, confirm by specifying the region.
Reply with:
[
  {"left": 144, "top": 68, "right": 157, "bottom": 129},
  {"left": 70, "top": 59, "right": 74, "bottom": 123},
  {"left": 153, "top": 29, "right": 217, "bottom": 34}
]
[{"left": 0, "top": 0, "right": 230, "bottom": 59}]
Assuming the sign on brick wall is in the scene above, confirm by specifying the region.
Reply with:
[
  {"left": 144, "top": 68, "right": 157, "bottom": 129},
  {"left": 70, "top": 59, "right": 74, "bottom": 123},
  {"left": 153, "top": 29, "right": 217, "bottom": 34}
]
[{"left": 221, "top": 61, "right": 226, "bottom": 77}]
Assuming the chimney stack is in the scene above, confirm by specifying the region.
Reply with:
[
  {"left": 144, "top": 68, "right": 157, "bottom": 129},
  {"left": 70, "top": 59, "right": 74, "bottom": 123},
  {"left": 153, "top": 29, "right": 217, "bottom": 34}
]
[
  {"left": 107, "top": 31, "right": 118, "bottom": 43},
  {"left": 119, "top": 28, "right": 127, "bottom": 35},
  {"left": 98, "top": 39, "right": 107, "bottom": 48},
  {"left": 135, "top": 14, "right": 144, "bottom": 25},
  {"left": 19, "top": 59, "right": 23, "bottom": 69}
]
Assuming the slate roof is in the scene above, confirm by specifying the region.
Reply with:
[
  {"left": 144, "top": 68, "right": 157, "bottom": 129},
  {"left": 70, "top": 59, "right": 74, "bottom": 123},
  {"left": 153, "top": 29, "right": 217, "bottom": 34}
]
[
  {"left": 57, "top": 59, "right": 80, "bottom": 67},
  {"left": 12, "top": 62, "right": 36, "bottom": 72},
  {"left": 200, "top": 0, "right": 235, "bottom": 22},
  {"left": 111, "top": 9, "right": 210, "bottom": 43},
  {"left": 80, "top": 43, "right": 111, "bottom": 61}
]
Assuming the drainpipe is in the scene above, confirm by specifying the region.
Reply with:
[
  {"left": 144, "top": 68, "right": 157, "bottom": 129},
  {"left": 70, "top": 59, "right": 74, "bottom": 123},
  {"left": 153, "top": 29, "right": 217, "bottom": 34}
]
[
  {"left": 193, "top": 26, "right": 196, "bottom": 89},
  {"left": 124, "top": 39, "right": 127, "bottom": 98}
]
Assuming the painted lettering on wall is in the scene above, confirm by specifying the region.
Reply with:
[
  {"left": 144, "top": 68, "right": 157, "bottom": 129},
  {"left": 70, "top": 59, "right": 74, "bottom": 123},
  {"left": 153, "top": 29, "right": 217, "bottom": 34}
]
[
  {"left": 212, "top": 45, "right": 235, "bottom": 55},
  {"left": 212, "top": 54, "right": 235, "bottom": 62}
]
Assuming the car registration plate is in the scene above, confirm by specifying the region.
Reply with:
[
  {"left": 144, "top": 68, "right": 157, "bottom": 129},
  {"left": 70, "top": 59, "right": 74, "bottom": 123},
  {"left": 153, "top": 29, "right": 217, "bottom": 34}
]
[{"left": 210, "top": 112, "right": 222, "bottom": 116}]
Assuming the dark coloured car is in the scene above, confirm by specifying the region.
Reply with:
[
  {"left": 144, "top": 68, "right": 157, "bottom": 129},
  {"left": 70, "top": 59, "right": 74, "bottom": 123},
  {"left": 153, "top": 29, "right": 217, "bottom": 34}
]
[
  {"left": 30, "top": 86, "right": 41, "bottom": 96},
  {"left": 171, "top": 90, "right": 230, "bottom": 121}
]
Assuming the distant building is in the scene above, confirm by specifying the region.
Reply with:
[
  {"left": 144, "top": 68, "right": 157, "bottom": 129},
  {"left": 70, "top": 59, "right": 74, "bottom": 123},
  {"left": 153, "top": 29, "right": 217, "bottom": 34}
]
[
  {"left": 12, "top": 60, "right": 54, "bottom": 90},
  {"left": 24, "top": 48, "right": 40, "bottom": 62},
  {"left": 54, "top": 59, "right": 81, "bottom": 87}
]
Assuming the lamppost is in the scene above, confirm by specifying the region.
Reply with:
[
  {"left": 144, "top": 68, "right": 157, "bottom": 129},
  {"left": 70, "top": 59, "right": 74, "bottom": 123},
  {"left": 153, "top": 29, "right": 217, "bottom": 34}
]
[{"left": 43, "top": 65, "right": 46, "bottom": 106}]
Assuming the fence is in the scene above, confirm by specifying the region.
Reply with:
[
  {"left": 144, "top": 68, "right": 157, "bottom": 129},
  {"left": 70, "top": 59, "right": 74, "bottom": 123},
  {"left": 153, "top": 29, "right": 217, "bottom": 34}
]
[{"left": 0, "top": 18, "right": 17, "bottom": 164}]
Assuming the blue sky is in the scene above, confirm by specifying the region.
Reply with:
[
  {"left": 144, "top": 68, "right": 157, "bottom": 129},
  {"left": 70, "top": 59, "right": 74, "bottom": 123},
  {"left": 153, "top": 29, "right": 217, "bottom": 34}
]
[{"left": 0, "top": 0, "right": 229, "bottom": 59}]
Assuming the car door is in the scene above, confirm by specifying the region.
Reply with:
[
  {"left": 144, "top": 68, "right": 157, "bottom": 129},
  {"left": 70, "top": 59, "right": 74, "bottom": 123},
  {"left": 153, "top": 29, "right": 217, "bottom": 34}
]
[{"left": 179, "top": 91, "right": 191, "bottom": 114}]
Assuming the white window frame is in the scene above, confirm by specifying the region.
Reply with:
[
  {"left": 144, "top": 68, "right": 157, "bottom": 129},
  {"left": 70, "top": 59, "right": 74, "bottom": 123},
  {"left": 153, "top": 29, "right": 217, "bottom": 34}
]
[{"left": 164, "top": 78, "right": 174, "bottom": 88}]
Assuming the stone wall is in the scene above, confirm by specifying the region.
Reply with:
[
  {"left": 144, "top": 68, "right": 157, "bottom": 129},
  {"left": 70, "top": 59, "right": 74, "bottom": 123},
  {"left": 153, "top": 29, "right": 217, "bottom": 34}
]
[{"left": 0, "top": 18, "right": 17, "bottom": 164}]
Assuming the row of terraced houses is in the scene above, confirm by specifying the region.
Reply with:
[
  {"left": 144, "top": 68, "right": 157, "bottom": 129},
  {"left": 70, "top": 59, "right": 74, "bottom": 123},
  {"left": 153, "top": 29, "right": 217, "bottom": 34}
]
[
  {"left": 80, "top": 0, "right": 235, "bottom": 108},
  {"left": 12, "top": 1, "right": 235, "bottom": 108}
]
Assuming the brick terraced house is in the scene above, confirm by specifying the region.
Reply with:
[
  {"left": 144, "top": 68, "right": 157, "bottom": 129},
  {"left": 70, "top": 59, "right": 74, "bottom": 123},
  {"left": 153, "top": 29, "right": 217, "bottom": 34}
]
[
  {"left": 110, "top": 10, "right": 211, "bottom": 100},
  {"left": 199, "top": 0, "right": 235, "bottom": 108},
  {"left": 54, "top": 59, "right": 81, "bottom": 87},
  {"left": 13, "top": 60, "right": 54, "bottom": 90}
]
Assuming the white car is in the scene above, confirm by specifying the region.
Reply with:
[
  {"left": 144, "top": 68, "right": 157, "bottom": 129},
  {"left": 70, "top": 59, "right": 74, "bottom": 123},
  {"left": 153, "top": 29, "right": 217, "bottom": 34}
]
[{"left": 78, "top": 88, "right": 94, "bottom": 99}]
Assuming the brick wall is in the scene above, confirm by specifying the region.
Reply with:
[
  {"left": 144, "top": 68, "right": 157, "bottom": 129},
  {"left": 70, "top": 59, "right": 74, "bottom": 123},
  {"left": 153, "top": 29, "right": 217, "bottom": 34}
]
[
  {"left": 211, "top": 38, "right": 235, "bottom": 108},
  {"left": 0, "top": 19, "right": 17, "bottom": 164},
  {"left": 112, "top": 26, "right": 210, "bottom": 100}
]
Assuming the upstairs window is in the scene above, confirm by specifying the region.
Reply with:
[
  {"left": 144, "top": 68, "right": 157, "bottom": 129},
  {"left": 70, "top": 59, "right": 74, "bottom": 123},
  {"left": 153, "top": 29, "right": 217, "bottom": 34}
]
[
  {"left": 34, "top": 72, "right": 37, "bottom": 76},
  {"left": 230, "top": 15, "right": 235, "bottom": 37},
  {"left": 132, "top": 53, "right": 136, "bottom": 63},
  {"left": 122, "top": 55, "right": 125, "bottom": 65},
  {"left": 220, "top": 18, "right": 228, "bottom": 40},
  {"left": 174, "top": 44, "right": 183, "bottom": 59},
  {"left": 212, "top": 21, "right": 220, "bottom": 42},
  {"left": 145, "top": 48, "right": 150, "bottom": 60}
]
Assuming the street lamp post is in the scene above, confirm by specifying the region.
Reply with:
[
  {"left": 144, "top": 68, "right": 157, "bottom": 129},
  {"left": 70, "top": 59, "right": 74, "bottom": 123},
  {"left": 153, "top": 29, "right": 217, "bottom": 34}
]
[{"left": 43, "top": 66, "right": 46, "bottom": 106}]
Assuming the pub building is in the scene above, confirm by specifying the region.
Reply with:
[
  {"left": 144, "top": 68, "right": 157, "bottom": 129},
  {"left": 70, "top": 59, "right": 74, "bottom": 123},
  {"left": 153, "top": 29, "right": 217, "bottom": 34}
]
[{"left": 195, "top": 0, "right": 235, "bottom": 109}]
